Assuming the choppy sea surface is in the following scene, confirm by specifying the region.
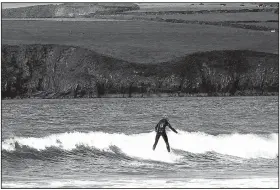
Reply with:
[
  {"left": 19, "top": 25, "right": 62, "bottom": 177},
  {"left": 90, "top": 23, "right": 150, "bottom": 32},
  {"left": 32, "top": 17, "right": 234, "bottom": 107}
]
[{"left": 2, "top": 96, "right": 278, "bottom": 188}]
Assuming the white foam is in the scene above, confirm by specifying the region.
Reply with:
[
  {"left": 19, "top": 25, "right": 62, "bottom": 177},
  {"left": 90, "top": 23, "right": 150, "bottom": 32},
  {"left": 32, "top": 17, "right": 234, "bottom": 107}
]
[
  {"left": 2, "top": 130, "right": 278, "bottom": 161},
  {"left": 169, "top": 130, "right": 278, "bottom": 159},
  {"left": 184, "top": 178, "right": 279, "bottom": 188},
  {"left": 3, "top": 177, "right": 278, "bottom": 188}
]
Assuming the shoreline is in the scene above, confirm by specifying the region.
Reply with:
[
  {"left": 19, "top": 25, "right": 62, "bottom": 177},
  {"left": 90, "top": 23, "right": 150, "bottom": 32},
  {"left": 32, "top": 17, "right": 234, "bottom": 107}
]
[{"left": 2, "top": 92, "right": 278, "bottom": 100}]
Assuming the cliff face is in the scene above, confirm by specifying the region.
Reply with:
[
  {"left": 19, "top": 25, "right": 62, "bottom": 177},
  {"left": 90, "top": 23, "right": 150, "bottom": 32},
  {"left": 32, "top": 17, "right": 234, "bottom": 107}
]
[
  {"left": 1, "top": 44, "right": 278, "bottom": 99},
  {"left": 1, "top": 44, "right": 137, "bottom": 98},
  {"left": 2, "top": 3, "right": 140, "bottom": 18},
  {"left": 170, "top": 51, "right": 278, "bottom": 96}
]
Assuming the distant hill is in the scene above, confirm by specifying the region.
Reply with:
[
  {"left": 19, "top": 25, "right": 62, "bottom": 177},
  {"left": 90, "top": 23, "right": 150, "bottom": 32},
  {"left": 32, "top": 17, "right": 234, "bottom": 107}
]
[{"left": 2, "top": 3, "right": 140, "bottom": 18}]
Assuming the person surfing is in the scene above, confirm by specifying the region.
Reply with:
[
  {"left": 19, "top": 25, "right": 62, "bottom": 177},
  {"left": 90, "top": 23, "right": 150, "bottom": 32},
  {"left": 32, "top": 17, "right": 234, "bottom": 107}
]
[{"left": 152, "top": 116, "right": 178, "bottom": 152}]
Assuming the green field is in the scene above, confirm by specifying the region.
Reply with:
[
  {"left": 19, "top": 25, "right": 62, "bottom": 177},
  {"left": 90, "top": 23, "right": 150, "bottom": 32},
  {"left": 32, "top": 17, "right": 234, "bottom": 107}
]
[
  {"left": 127, "top": 3, "right": 270, "bottom": 13},
  {"left": 141, "top": 12, "right": 278, "bottom": 22},
  {"left": 2, "top": 20, "right": 278, "bottom": 63},
  {"left": 241, "top": 22, "right": 279, "bottom": 29}
]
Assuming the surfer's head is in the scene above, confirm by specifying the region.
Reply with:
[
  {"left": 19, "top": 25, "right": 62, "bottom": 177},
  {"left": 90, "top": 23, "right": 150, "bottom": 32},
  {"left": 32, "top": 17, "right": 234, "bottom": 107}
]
[{"left": 163, "top": 114, "right": 169, "bottom": 122}]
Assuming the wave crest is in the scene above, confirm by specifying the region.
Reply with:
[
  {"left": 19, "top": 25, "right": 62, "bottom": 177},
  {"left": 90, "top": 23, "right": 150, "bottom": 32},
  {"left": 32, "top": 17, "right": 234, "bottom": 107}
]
[{"left": 2, "top": 130, "right": 278, "bottom": 162}]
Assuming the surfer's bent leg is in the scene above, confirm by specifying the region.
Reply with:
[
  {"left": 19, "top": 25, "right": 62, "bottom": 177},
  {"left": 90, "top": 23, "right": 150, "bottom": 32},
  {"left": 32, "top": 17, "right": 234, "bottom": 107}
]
[
  {"left": 162, "top": 133, "right": 170, "bottom": 152},
  {"left": 153, "top": 133, "right": 160, "bottom": 150}
]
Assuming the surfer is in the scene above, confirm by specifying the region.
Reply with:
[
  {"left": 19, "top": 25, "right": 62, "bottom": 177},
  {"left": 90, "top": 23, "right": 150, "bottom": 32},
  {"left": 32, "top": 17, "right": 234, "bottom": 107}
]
[{"left": 152, "top": 117, "right": 178, "bottom": 152}]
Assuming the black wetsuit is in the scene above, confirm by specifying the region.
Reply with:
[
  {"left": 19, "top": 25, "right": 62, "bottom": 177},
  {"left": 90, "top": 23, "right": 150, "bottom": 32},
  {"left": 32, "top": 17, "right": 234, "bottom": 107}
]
[{"left": 153, "top": 119, "right": 178, "bottom": 152}]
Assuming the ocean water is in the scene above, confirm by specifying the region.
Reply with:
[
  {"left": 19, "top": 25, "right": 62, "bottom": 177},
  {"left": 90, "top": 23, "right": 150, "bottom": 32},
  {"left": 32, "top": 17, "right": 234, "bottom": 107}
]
[{"left": 2, "top": 96, "right": 278, "bottom": 188}]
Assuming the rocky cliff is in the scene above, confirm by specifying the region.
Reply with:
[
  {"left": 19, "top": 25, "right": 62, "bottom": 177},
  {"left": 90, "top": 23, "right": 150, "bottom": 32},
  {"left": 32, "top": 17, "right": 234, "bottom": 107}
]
[{"left": 2, "top": 44, "right": 278, "bottom": 99}]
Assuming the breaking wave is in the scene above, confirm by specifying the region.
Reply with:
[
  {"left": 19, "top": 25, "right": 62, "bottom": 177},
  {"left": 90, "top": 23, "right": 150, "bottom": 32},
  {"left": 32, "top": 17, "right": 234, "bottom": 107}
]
[{"left": 2, "top": 130, "right": 278, "bottom": 162}]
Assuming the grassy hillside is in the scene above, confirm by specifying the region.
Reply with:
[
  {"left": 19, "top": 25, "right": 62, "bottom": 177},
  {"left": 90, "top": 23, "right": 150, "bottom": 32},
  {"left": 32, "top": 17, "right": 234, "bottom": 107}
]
[
  {"left": 3, "top": 3, "right": 276, "bottom": 18},
  {"left": 133, "top": 2, "right": 278, "bottom": 12},
  {"left": 113, "top": 3, "right": 279, "bottom": 32},
  {"left": 2, "top": 20, "right": 278, "bottom": 63},
  {"left": 2, "top": 44, "right": 278, "bottom": 99},
  {"left": 140, "top": 12, "right": 278, "bottom": 22},
  {"left": 2, "top": 3, "right": 139, "bottom": 18}
]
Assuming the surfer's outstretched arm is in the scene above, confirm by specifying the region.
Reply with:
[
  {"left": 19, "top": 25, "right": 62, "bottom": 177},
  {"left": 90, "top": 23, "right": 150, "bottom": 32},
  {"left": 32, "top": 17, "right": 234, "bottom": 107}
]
[{"left": 168, "top": 123, "right": 178, "bottom": 133}]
